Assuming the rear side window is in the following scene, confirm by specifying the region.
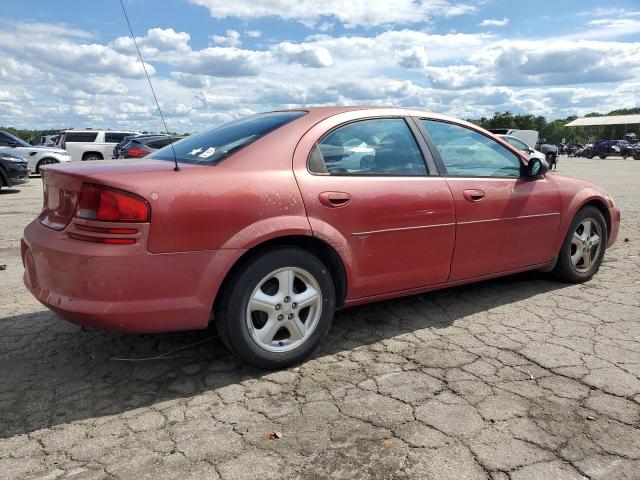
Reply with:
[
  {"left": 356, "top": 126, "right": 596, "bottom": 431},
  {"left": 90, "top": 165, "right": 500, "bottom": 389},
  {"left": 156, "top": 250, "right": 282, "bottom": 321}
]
[
  {"left": 65, "top": 132, "right": 98, "bottom": 142},
  {"left": 309, "top": 118, "right": 427, "bottom": 176},
  {"left": 105, "top": 132, "right": 132, "bottom": 143},
  {"left": 148, "top": 111, "right": 306, "bottom": 165},
  {"left": 421, "top": 120, "right": 522, "bottom": 178}
]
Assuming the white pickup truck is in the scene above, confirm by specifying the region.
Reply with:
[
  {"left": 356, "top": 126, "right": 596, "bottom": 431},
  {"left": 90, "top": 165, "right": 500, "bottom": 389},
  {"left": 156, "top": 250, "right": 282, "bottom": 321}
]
[{"left": 58, "top": 130, "right": 138, "bottom": 162}]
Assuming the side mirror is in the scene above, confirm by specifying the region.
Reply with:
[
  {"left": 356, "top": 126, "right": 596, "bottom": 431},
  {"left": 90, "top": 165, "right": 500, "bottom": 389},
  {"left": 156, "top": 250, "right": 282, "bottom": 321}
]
[
  {"left": 528, "top": 148, "right": 535, "bottom": 154},
  {"left": 8, "top": 141, "right": 18, "bottom": 148},
  {"left": 527, "top": 157, "right": 549, "bottom": 177}
]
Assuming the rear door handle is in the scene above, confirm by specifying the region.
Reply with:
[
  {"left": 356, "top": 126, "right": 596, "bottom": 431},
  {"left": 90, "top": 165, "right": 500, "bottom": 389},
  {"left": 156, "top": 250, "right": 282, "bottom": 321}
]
[
  {"left": 463, "top": 189, "right": 485, "bottom": 203},
  {"left": 319, "top": 191, "right": 351, "bottom": 208}
]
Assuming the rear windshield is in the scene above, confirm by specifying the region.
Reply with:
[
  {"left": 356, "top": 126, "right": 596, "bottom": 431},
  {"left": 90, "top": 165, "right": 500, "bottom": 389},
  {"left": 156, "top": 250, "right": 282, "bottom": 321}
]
[{"left": 148, "top": 111, "right": 306, "bottom": 165}]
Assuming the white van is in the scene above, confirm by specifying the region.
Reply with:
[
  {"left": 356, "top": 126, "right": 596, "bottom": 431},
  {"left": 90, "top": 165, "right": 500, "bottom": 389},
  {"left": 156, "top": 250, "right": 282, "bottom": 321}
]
[{"left": 58, "top": 130, "right": 138, "bottom": 162}]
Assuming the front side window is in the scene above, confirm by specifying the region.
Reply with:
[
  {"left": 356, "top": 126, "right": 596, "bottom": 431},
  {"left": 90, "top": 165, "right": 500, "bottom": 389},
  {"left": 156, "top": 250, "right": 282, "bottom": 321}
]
[
  {"left": 309, "top": 118, "right": 427, "bottom": 175},
  {"left": 422, "top": 120, "right": 522, "bottom": 178},
  {"left": 148, "top": 111, "right": 306, "bottom": 165}
]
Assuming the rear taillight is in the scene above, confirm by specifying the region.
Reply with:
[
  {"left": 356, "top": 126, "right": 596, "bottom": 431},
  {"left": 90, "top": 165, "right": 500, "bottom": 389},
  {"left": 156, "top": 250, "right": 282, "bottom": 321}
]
[
  {"left": 125, "top": 147, "right": 150, "bottom": 158},
  {"left": 76, "top": 183, "right": 150, "bottom": 222}
]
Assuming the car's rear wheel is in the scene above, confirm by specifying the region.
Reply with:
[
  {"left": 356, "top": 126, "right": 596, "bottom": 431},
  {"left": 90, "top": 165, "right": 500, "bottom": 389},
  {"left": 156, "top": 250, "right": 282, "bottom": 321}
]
[
  {"left": 599, "top": 154, "right": 607, "bottom": 159},
  {"left": 553, "top": 206, "right": 607, "bottom": 283},
  {"left": 36, "top": 158, "right": 58, "bottom": 174},
  {"left": 216, "top": 247, "right": 336, "bottom": 369}
]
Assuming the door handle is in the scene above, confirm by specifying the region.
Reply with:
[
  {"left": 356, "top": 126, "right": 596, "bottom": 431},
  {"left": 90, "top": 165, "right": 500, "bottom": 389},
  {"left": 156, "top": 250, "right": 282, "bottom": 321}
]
[
  {"left": 463, "top": 189, "right": 486, "bottom": 203},
  {"left": 319, "top": 191, "right": 351, "bottom": 208}
]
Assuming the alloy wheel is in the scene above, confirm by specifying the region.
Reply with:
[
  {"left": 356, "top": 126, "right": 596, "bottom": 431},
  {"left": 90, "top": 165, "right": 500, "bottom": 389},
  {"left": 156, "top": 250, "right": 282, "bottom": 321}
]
[
  {"left": 570, "top": 218, "right": 602, "bottom": 273},
  {"left": 246, "top": 267, "right": 322, "bottom": 352}
]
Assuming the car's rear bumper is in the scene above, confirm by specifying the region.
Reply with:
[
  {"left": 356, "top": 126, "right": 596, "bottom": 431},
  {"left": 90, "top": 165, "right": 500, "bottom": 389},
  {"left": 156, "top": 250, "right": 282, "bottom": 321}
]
[
  {"left": 21, "top": 219, "right": 243, "bottom": 333},
  {"left": 608, "top": 206, "right": 621, "bottom": 247}
]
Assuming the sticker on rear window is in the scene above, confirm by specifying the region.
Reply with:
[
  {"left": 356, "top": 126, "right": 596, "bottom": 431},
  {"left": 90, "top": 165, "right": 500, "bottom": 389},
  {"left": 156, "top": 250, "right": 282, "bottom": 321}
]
[
  {"left": 198, "top": 147, "right": 216, "bottom": 158},
  {"left": 188, "top": 148, "right": 203, "bottom": 156}
]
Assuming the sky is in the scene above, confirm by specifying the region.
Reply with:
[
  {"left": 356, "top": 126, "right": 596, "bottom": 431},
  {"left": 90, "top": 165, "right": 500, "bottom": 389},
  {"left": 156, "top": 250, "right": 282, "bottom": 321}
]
[{"left": 1, "top": 0, "right": 640, "bottom": 133}]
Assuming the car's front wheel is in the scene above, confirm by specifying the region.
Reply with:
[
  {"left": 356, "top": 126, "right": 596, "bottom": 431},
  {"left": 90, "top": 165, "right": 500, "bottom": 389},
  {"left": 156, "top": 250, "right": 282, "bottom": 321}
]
[
  {"left": 553, "top": 206, "right": 607, "bottom": 283},
  {"left": 216, "top": 247, "right": 336, "bottom": 369}
]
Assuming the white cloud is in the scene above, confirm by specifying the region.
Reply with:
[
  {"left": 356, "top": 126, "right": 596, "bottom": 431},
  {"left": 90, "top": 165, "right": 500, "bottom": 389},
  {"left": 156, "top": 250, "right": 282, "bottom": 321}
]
[
  {"left": 399, "top": 45, "right": 428, "bottom": 69},
  {"left": 188, "top": 0, "right": 475, "bottom": 27},
  {"left": 0, "top": 23, "right": 154, "bottom": 79},
  {"left": 479, "top": 18, "right": 509, "bottom": 27},
  {"left": 210, "top": 29, "right": 242, "bottom": 47},
  {"left": 276, "top": 42, "right": 333, "bottom": 68},
  {"left": 171, "top": 47, "right": 266, "bottom": 77},
  {"left": 111, "top": 27, "right": 191, "bottom": 58},
  {"left": 486, "top": 40, "right": 640, "bottom": 86},
  {"left": 245, "top": 30, "right": 262, "bottom": 38}
]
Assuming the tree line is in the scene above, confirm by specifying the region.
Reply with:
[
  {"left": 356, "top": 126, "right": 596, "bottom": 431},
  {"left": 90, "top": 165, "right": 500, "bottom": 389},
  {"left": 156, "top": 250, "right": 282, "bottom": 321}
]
[{"left": 468, "top": 107, "right": 640, "bottom": 145}]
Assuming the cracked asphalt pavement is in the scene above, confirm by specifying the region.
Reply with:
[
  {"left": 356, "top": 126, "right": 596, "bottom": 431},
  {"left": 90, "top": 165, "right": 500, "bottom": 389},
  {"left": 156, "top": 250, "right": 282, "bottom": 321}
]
[{"left": 1, "top": 157, "right": 639, "bottom": 479}]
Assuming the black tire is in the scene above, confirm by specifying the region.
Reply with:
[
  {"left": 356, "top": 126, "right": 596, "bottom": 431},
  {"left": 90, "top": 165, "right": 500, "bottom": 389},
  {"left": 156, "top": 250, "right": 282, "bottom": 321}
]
[
  {"left": 599, "top": 154, "right": 607, "bottom": 159},
  {"left": 36, "top": 158, "right": 59, "bottom": 174},
  {"left": 584, "top": 150, "right": 594, "bottom": 159},
  {"left": 553, "top": 206, "right": 607, "bottom": 283},
  {"left": 215, "top": 246, "right": 336, "bottom": 369},
  {"left": 82, "top": 153, "right": 102, "bottom": 161},
  {"left": 633, "top": 152, "right": 640, "bottom": 160}
]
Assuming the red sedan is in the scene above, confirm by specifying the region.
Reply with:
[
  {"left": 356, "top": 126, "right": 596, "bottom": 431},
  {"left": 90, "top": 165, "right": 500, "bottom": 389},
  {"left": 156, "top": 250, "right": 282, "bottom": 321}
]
[{"left": 22, "top": 107, "right": 620, "bottom": 368}]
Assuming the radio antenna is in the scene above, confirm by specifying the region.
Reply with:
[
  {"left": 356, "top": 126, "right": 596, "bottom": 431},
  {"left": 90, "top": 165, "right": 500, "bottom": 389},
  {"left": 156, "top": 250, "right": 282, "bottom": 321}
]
[{"left": 119, "top": 0, "right": 180, "bottom": 171}]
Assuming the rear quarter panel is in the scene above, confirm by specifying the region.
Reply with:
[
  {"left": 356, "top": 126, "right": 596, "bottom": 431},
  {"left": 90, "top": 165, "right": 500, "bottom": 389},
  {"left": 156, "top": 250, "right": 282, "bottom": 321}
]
[{"left": 84, "top": 114, "right": 333, "bottom": 253}]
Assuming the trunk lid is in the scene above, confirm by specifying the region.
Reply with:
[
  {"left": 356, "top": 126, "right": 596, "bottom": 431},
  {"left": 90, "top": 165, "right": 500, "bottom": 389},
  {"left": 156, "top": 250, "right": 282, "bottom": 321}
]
[{"left": 37, "top": 160, "right": 193, "bottom": 230}]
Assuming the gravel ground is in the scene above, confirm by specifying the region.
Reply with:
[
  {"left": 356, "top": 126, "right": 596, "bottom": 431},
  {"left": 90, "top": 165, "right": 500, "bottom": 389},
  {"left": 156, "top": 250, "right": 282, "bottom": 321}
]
[{"left": 1, "top": 156, "right": 639, "bottom": 480}]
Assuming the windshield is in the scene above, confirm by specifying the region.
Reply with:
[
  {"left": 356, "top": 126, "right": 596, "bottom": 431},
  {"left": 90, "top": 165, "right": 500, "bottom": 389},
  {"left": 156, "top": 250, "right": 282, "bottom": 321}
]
[
  {"left": 501, "top": 136, "right": 529, "bottom": 152},
  {"left": 148, "top": 111, "right": 306, "bottom": 165},
  {"left": 3, "top": 131, "right": 30, "bottom": 147}
]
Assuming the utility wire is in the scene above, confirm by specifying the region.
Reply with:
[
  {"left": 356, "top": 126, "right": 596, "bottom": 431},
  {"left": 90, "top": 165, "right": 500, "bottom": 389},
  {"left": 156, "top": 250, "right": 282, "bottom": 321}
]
[{"left": 119, "top": 0, "right": 180, "bottom": 171}]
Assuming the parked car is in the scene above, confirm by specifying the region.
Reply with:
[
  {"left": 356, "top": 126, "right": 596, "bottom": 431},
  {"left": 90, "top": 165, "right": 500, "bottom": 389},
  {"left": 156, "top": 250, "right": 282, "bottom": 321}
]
[
  {"left": 582, "top": 140, "right": 630, "bottom": 159},
  {"left": 58, "top": 130, "right": 138, "bottom": 162},
  {"left": 114, "top": 135, "right": 184, "bottom": 159},
  {"left": 112, "top": 134, "right": 162, "bottom": 159},
  {"left": 489, "top": 129, "right": 558, "bottom": 169},
  {"left": 0, "top": 131, "right": 72, "bottom": 174},
  {"left": 22, "top": 107, "right": 620, "bottom": 369},
  {"left": 497, "top": 134, "right": 548, "bottom": 164},
  {"left": 0, "top": 152, "right": 29, "bottom": 191}
]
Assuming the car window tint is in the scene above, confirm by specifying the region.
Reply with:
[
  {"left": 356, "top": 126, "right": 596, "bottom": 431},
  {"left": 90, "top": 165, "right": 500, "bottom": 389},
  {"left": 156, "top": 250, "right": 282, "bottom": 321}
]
[
  {"left": 105, "top": 132, "right": 132, "bottom": 143},
  {"left": 65, "top": 132, "right": 98, "bottom": 142},
  {"left": 309, "top": 118, "right": 427, "bottom": 176},
  {"left": 422, "top": 120, "right": 521, "bottom": 178},
  {"left": 146, "top": 138, "right": 170, "bottom": 149},
  {"left": 148, "top": 111, "right": 306, "bottom": 165}
]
